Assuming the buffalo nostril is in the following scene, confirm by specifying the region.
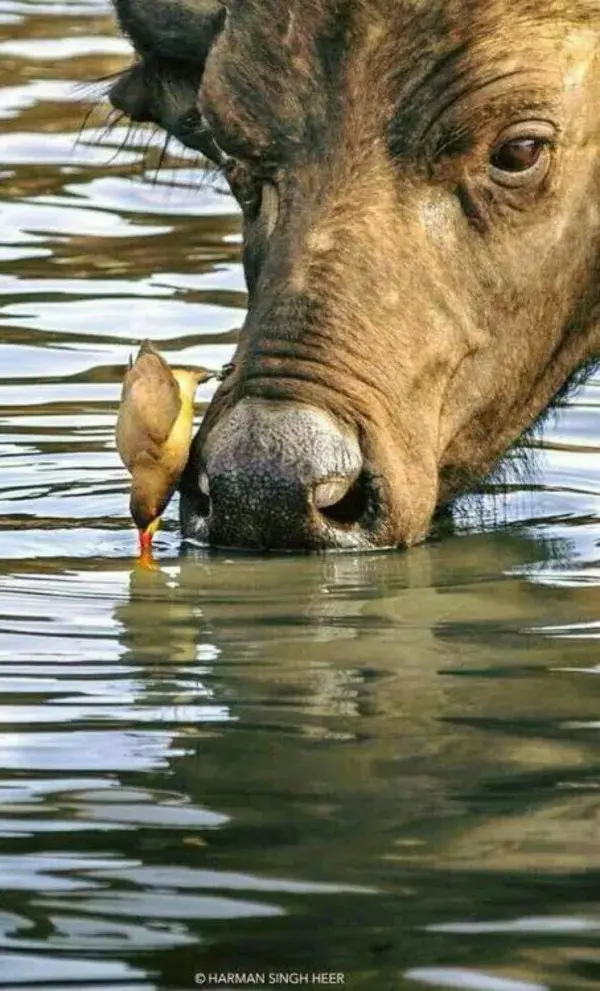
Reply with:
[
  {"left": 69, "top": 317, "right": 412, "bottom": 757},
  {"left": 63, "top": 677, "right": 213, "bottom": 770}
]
[
  {"left": 313, "top": 476, "right": 355, "bottom": 509},
  {"left": 316, "top": 472, "right": 369, "bottom": 528}
]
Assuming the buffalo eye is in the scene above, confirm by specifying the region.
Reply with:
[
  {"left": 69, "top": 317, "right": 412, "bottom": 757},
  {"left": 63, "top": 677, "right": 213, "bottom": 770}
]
[
  {"left": 491, "top": 138, "right": 544, "bottom": 173},
  {"left": 227, "top": 164, "right": 280, "bottom": 238},
  {"left": 226, "top": 162, "right": 262, "bottom": 219},
  {"left": 489, "top": 123, "right": 554, "bottom": 188}
]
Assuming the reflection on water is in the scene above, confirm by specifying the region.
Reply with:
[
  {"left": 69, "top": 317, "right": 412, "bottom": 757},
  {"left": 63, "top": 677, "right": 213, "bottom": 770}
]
[{"left": 1, "top": 2, "right": 600, "bottom": 990}]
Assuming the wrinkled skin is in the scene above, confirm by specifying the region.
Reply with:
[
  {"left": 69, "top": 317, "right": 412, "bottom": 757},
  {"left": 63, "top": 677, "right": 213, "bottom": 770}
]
[{"left": 110, "top": 0, "right": 600, "bottom": 550}]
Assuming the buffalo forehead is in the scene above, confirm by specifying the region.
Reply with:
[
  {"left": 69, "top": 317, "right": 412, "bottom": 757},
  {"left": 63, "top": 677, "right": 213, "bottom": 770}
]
[{"left": 201, "top": 0, "right": 598, "bottom": 164}]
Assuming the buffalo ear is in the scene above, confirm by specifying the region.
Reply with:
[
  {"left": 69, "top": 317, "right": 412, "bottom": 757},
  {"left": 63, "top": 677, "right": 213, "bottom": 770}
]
[
  {"left": 113, "top": 0, "right": 226, "bottom": 62},
  {"left": 109, "top": 0, "right": 228, "bottom": 163},
  {"left": 110, "top": 63, "right": 152, "bottom": 123}
]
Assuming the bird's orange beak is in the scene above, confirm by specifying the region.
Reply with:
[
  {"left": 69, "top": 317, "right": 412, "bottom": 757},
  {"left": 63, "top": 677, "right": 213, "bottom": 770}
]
[
  {"left": 138, "top": 528, "right": 152, "bottom": 553},
  {"left": 137, "top": 517, "right": 160, "bottom": 568}
]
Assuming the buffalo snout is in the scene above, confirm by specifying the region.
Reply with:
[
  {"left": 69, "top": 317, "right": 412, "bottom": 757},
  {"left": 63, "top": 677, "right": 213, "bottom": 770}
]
[{"left": 184, "top": 400, "right": 374, "bottom": 550}]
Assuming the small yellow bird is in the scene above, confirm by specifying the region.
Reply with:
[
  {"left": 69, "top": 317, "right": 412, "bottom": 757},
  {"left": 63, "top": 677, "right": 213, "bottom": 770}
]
[{"left": 116, "top": 340, "right": 215, "bottom": 558}]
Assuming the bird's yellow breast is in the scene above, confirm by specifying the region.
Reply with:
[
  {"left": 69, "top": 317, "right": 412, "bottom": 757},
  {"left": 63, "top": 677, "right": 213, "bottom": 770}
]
[{"left": 164, "top": 371, "right": 198, "bottom": 476}]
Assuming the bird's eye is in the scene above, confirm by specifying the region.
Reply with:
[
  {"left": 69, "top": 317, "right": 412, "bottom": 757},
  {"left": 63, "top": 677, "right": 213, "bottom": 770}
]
[{"left": 490, "top": 138, "right": 544, "bottom": 173}]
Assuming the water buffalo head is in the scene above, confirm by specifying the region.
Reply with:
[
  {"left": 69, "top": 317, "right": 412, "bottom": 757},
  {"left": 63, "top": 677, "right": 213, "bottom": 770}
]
[{"left": 110, "top": 0, "right": 600, "bottom": 550}]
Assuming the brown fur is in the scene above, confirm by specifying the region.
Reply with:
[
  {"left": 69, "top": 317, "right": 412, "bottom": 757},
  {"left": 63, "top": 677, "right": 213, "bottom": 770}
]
[{"left": 110, "top": 0, "right": 600, "bottom": 548}]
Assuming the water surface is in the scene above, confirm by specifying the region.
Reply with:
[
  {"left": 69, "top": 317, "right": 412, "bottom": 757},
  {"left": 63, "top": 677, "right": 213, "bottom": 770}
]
[{"left": 1, "top": 4, "right": 600, "bottom": 990}]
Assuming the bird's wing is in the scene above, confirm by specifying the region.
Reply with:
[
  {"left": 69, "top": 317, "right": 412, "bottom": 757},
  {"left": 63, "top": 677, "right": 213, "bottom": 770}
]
[{"left": 116, "top": 348, "right": 182, "bottom": 471}]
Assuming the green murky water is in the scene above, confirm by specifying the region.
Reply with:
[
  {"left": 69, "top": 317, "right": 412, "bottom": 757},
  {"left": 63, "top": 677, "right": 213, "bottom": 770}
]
[{"left": 1, "top": 4, "right": 600, "bottom": 990}]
